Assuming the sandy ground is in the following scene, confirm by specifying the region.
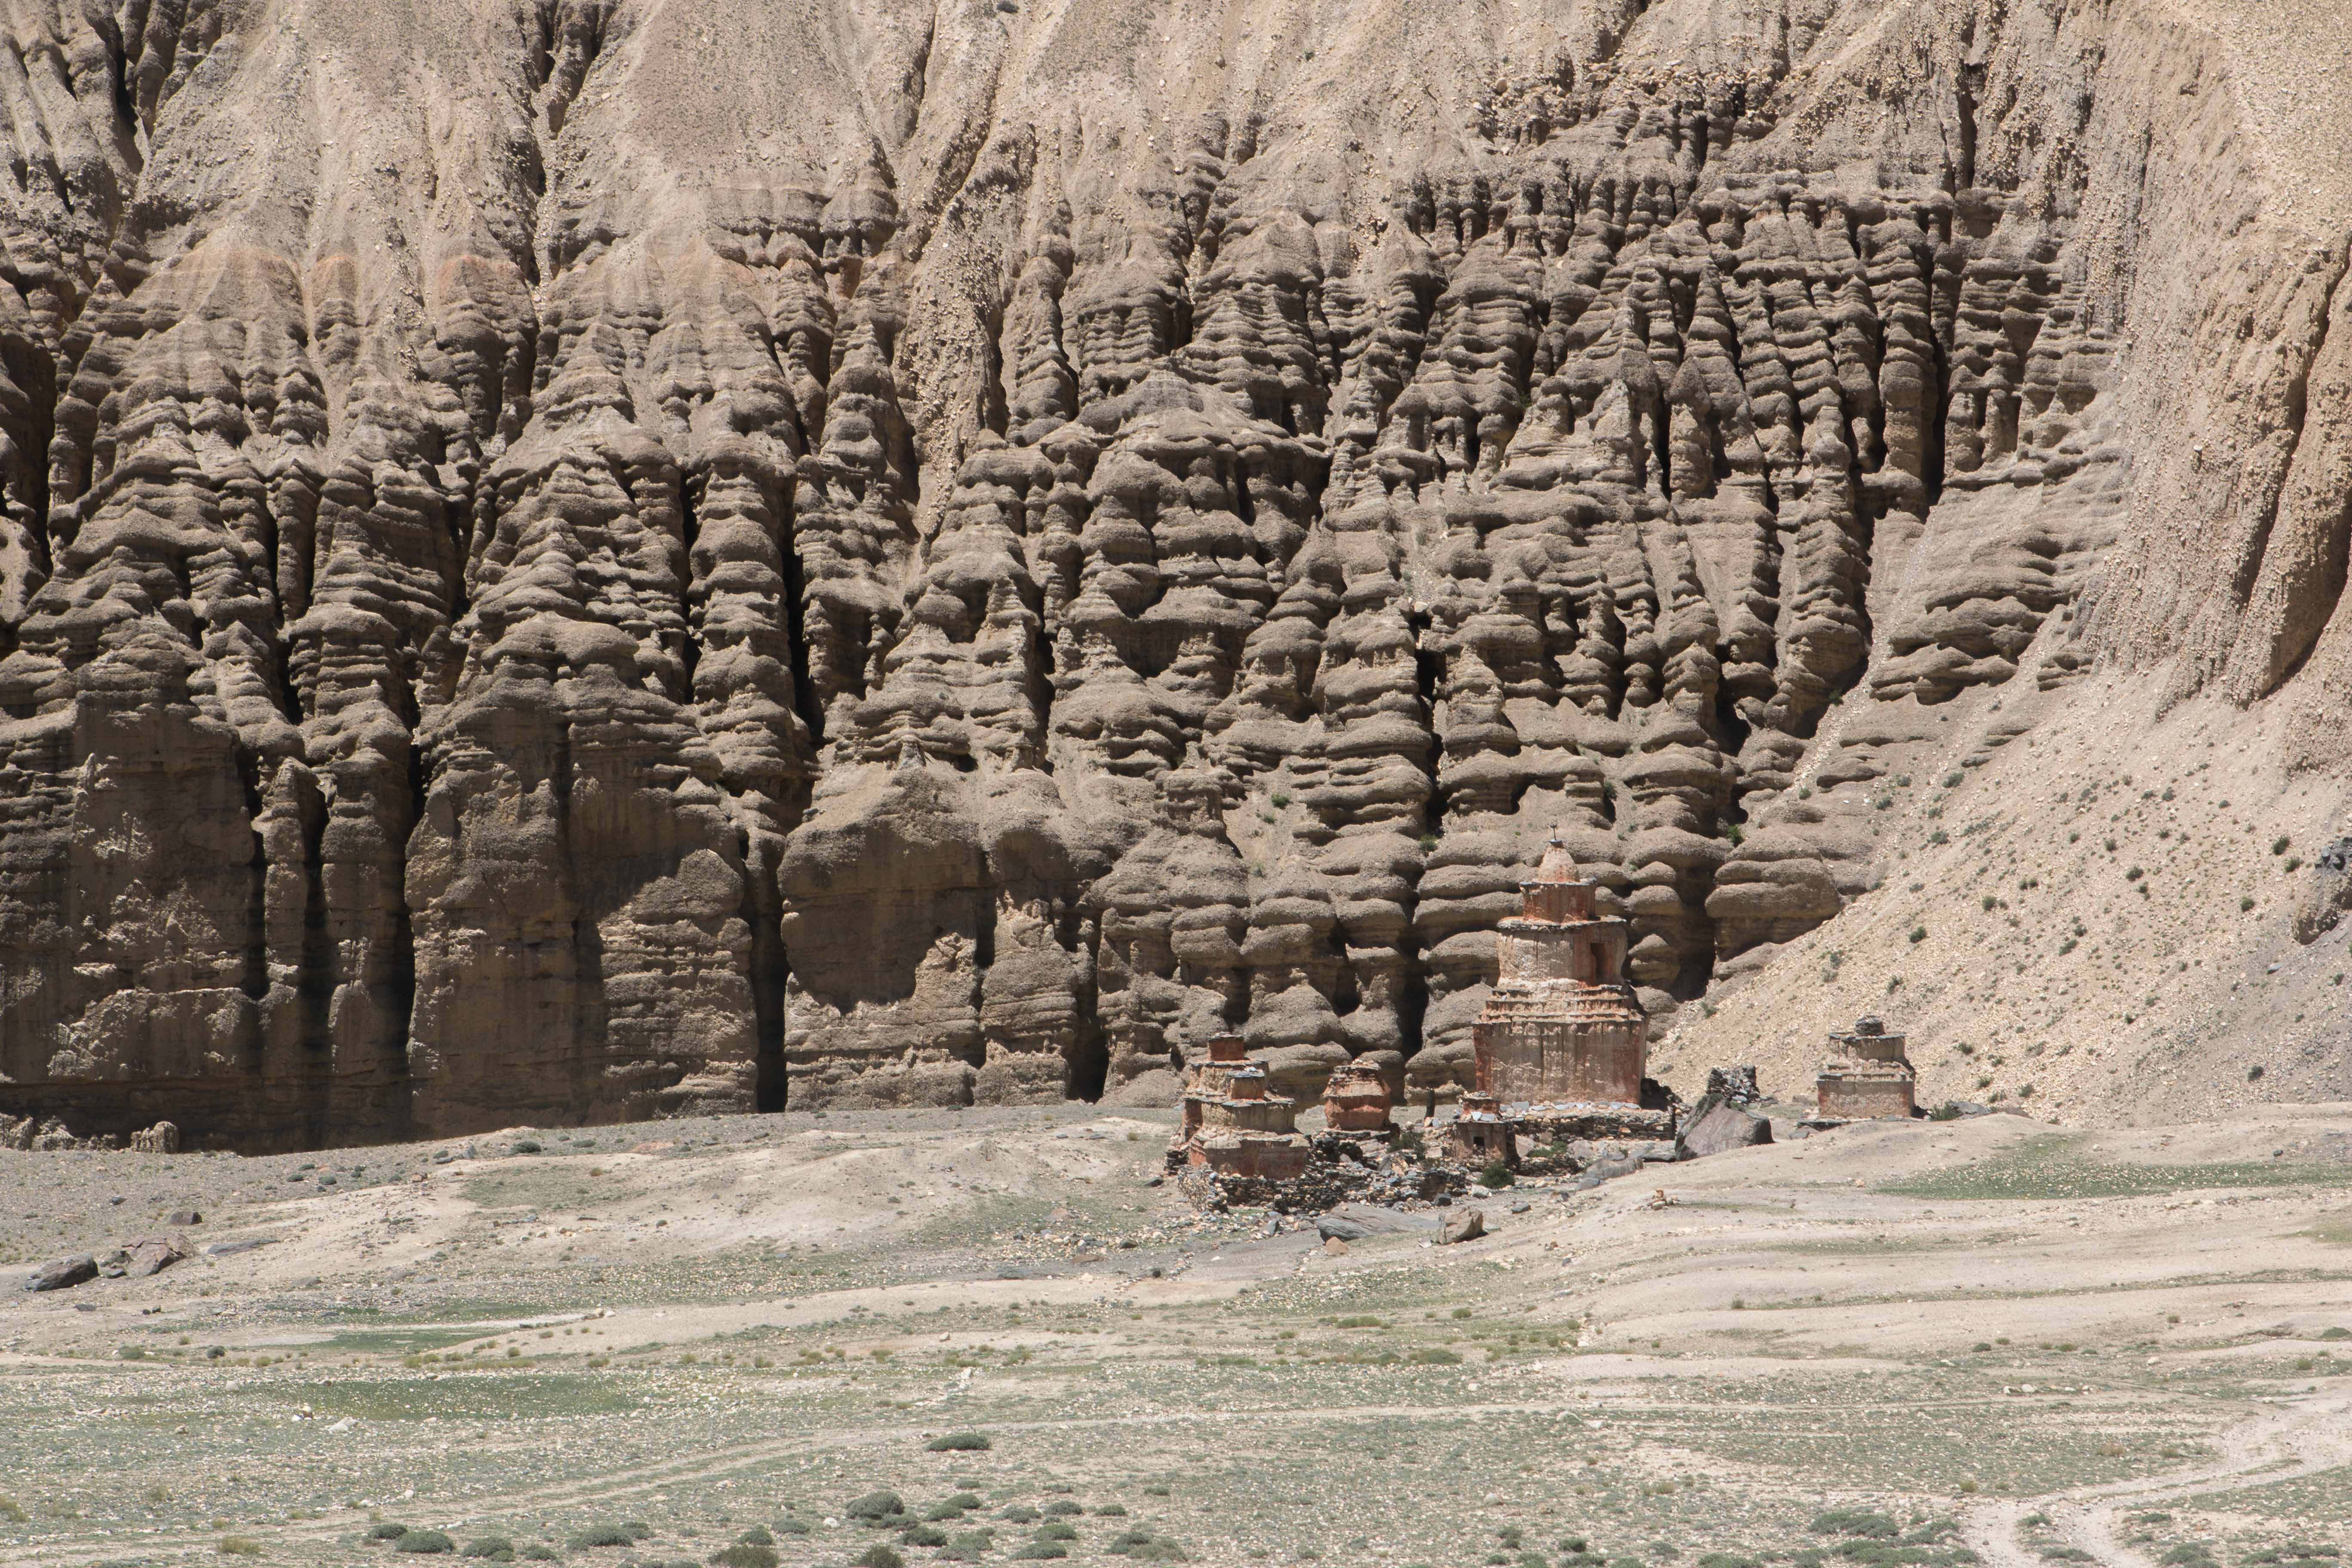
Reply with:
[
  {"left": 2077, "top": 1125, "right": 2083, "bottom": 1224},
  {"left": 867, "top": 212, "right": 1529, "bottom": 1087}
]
[{"left": 0, "top": 1102, "right": 2348, "bottom": 1568}]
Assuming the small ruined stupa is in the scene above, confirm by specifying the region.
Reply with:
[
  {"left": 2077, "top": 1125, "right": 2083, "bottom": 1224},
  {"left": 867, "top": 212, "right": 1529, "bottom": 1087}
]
[
  {"left": 1170, "top": 1034, "right": 1310, "bottom": 1180},
  {"left": 1471, "top": 831, "right": 1650, "bottom": 1112},
  {"left": 1814, "top": 1016, "right": 1917, "bottom": 1121}
]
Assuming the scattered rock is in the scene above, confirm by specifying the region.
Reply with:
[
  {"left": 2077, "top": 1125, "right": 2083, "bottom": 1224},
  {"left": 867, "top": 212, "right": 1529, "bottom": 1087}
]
[
  {"left": 1322, "top": 1237, "right": 1349, "bottom": 1257},
  {"left": 1441, "top": 1209, "right": 1486, "bottom": 1245},
  {"left": 130, "top": 1121, "right": 180, "bottom": 1153},
  {"left": 1574, "top": 1155, "right": 1645, "bottom": 1189},
  {"left": 1705, "top": 1067, "right": 1763, "bottom": 1106},
  {"left": 123, "top": 1239, "right": 186, "bottom": 1277},
  {"left": 1678, "top": 1095, "right": 1774, "bottom": 1159},
  {"left": 26, "top": 1255, "right": 97, "bottom": 1292},
  {"left": 1319, "top": 1203, "right": 1438, "bottom": 1236}
]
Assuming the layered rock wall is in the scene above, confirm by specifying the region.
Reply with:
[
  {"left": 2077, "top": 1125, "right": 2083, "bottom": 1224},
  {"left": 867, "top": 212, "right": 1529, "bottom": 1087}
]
[{"left": 0, "top": 0, "right": 2341, "bottom": 1146}]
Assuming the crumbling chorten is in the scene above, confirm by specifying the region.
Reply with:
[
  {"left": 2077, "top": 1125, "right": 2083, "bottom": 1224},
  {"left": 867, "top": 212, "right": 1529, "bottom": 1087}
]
[
  {"left": 1321, "top": 1059, "right": 1395, "bottom": 1133},
  {"left": 1471, "top": 832, "right": 1670, "bottom": 1138},
  {"left": 1172, "top": 1034, "right": 1311, "bottom": 1180},
  {"left": 1445, "top": 1088, "right": 1517, "bottom": 1169},
  {"left": 1813, "top": 1016, "right": 1917, "bottom": 1121}
]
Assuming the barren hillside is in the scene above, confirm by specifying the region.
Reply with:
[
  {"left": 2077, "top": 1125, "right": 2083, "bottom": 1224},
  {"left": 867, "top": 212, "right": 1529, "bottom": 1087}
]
[{"left": 0, "top": 0, "right": 2347, "bottom": 1148}]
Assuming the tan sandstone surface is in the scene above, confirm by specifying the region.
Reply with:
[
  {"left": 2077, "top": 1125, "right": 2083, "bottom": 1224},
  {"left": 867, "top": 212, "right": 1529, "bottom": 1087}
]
[{"left": 0, "top": 0, "right": 2348, "bottom": 1147}]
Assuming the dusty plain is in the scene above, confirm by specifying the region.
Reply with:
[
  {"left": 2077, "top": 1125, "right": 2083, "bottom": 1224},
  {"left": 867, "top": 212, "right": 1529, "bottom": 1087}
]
[{"left": 3, "top": 1103, "right": 2350, "bottom": 1568}]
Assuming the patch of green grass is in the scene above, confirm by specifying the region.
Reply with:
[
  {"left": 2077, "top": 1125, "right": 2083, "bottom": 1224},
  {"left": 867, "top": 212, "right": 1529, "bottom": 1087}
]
[
  {"left": 1880, "top": 1136, "right": 2352, "bottom": 1200},
  {"left": 1812, "top": 1511, "right": 1899, "bottom": 1539},
  {"left": 219, "top": 1540, "right": 264, "bottom": 1558},
  {"left": 257, "top": 1375, "right": 639, "bottom": 1421}
]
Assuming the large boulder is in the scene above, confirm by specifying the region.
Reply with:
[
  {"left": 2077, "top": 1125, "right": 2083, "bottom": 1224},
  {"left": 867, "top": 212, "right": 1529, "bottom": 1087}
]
[
  {"left": 1678, "top": 1094, "right": 1774, "bottom": 1159},
  {"left": 26, "top": 1256, "right": 97, "bottom": 1292}
]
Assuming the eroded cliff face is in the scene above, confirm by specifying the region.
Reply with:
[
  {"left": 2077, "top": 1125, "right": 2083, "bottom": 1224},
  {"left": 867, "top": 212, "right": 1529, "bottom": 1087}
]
[{"left": 0, "top": 0, "right": 2343, "bottom": 1147}]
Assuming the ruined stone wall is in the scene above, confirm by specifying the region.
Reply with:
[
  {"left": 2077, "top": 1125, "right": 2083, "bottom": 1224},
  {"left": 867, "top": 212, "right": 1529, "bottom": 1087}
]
[{"left": 0, "top": 0, "right": 2340, "bottom": 1146}]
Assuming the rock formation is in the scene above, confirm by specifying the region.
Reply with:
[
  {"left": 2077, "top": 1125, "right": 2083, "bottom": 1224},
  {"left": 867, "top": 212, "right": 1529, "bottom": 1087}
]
[{"left": 0, "top": 0, "right": 2344, "bottom": 1147}]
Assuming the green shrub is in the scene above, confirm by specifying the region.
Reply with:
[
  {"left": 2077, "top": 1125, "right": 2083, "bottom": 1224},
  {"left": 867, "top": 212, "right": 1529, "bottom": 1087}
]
[
  {"left": 999, "top": 1506, "right": 1040, "bottom": 1524},
  {"left": 1106, "top": 1531, "right": 1188, "bottom": 1560},
  {"left": 851, "top": 1550, "right": 906, "bottom": 1568},
  {"left": 1812, "top": 1513, "right": 1899, "bottom": 1540},
  {"left": 1411, "top": 1347, "right": 1463, "bottom": 1365},
  {"left": 940, "top": 1532, "right": 996, "bottom": 1562},
  {"left": 518, "top": 1549, "right": 558, "bottom": 1562},
  {"left": 397, "top": 1531, "right": 458, "bottom": 1555},
  {"left": 1479, "top": 1161, "right": 1516, "bottom": 1188},
  {"left": 735, "top": 1528, "right": 773, "bottom": 1547},
  {"left": 926, "top": 1431, "right": 992, "bottom": 1452},
  {"left": 772, "top": 1519, "right": 810, "bottom": 1537},
  {"left": 568, "top": 1525, "right": 640, "bottom": 1549},
  {"left": 372, "top": 1525, "right": 416, "bottom": 1542},
  {"left": 1012, "top": 1547, "right": 1069, "bottom": 1561},
  {"left": 465, "top": 1540, "right": 516, "bottom": 1561},
  {"left": 219, "top": 1540, "right": 264, "bottom": 1558},
  {"left": 709, "top": 1547, "right": 777, "bottom": 1568},
  {"left": 1698, "top": 1556, "right": 1761, "bottom": 1568},
  {"left": 1042, "top": 1502, "right": 1084, "bottom": 1519},
  {"left": 1039, "top": 1521, "right": 1079, "bottom": 1541},
  {"left": 1096, "top": 1504, "right": 1128, "bottom": 1517},
  {"left": 898, "top": 1525, "right": 948, "bottom": 1547},
  {"left": 845, "top": 1493, "right": 907, "bottom": 1524}
]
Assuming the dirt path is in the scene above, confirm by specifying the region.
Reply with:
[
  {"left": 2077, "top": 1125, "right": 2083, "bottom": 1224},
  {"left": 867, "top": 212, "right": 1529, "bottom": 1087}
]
[{"left": 1962, "top": 1388, "right": 2352, "bottom": 1568}]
